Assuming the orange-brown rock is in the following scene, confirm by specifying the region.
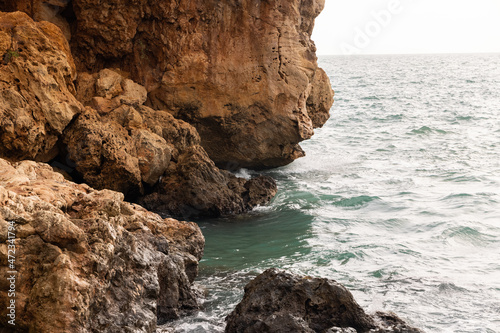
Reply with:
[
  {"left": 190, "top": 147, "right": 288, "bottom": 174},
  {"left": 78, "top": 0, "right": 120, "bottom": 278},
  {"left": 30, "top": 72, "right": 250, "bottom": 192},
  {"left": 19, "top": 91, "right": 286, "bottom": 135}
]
[
  {"left": 61, "top": 69, "right": 197, "bottom": 196},
  {"left": 0, "top": 157, "right": 205, "bottom": 332},
  {"left": 63, "top": 69, "right": 277, "bottom": 216},
  {"left": 0, "top": 1, "right": 72, "bottom": 40},
  {"left": 0, "top": 11, "right": 81, "bottom": 162},
  {"left": 68, "top": 0, "right": 334, "bottom": 169}
]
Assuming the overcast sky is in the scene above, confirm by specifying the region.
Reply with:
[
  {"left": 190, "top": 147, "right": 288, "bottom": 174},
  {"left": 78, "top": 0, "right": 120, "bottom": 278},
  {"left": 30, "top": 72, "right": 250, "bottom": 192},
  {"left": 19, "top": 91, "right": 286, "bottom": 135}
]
[{"left": 312, "top": 0, "right": 500, "bottom": 55}]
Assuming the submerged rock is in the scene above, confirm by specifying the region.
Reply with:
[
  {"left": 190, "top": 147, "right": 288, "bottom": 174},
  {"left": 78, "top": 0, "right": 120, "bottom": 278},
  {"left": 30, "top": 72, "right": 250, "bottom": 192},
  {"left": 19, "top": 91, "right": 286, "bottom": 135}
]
[
  {"left": 225, "top": 269, "right": 423, "bottom": 333},
  {"left": 0, "top": 158, "right": 204, "bottom": 332}
]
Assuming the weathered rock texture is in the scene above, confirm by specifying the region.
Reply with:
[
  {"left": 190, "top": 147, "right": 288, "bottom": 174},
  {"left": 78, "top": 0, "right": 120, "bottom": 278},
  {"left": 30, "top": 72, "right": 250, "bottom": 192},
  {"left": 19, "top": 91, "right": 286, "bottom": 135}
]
[
  {"left": 0, "top": 0, "right": 333, "bottom": 216},
  {"left": 139, "top": 146, "right": 278, "bottom": 218},
  {"left": 0, "top": 11, "right": 81, "bottom": 162},
  {"left": 0, "top": 0, "right": 72, "bottom": 40},
  {"left": 64, "top": 68, "right": 278, "bottom": 217},
  {"left": 225, "top": 269, "right": 424, "bottom": 333},
  {"left": 0, "top": 158, "right": 204, "bottom": 332},
  {"left": 0, "top": 10, "right": 281, "bottom": 219},
  {"left": 0, "top": 0, "right": 332, "bottom": 215},
  {"left": 63, "top": 0, "right": 334, "bottom": 169}
]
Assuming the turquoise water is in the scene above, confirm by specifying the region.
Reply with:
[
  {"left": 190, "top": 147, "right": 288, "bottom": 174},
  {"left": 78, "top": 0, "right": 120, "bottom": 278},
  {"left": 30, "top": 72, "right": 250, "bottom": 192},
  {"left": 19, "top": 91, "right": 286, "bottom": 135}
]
[{"left": 165, "top": 54, "right": 500, "bottom": 332}]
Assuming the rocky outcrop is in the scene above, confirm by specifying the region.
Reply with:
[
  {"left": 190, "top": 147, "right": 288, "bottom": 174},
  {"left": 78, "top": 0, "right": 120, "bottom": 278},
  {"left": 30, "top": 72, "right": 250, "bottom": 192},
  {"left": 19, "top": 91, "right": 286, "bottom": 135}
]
[
  {"left": 63, "top": 68, "right": 277, "bottom": 217},
  {"left": 0, "top": 0, "right": 332, "bottom": 216},
  {"left": 60, "top": 0, "right": 334, "bottom": 169},
  {"left": 0, "top": 0, "right": 72, "bottom": 40},
  {"left": 0, "top": 158, "right": 204, "bottom": 332},
  {"left": 139, "top": 146, "right": 278, "bottom": 218},
  {"left": 225, "top": 269, "right": 423, "bottom": 333},
  {"left": 0, "top": 11, "right": 81, "bottom": 162}
]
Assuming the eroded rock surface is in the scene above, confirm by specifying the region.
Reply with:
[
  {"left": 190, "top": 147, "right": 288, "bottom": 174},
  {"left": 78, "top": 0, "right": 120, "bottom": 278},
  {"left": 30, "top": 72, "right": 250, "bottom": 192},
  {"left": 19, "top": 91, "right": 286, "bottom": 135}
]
[
  {"left": 67, "top": 0, "right": 334, "bottom": 169},
  {"left": 225, "top": 269, "right": 424, "bottom": 333},
  {"left": 0, "top": 11, "right": 81, "bottom": 162},
  {"left": 139, "top": 146, "right": 278, "bottom": 218},
  {"left": 63, "top": 68, "right": 277, "bottom": 217},
  {"left": 0, "top": 158, "right": 204, "bottom": 332}
]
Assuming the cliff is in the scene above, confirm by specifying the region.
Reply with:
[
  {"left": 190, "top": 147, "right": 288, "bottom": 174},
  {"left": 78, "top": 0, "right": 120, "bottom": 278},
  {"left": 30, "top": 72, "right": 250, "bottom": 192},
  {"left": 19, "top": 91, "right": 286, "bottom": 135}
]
[
  {"left": 1, "top": 0, "right": 334, "bottom": 171},
  {"left": 0, "top": 0, "right": 333, "bottom": 331},
  {"left": 0, "top": 10, "right": 283, "bottom": 219},
  {"left": 74, "top": 0, "right": 334, "bottom": 169}
]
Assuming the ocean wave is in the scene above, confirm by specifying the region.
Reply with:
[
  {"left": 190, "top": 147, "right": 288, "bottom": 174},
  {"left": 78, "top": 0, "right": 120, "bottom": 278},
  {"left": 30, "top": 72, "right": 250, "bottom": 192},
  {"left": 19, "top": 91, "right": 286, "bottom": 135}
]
[{"left": 332, "top": 195, "right": 380, "bottom": 208}]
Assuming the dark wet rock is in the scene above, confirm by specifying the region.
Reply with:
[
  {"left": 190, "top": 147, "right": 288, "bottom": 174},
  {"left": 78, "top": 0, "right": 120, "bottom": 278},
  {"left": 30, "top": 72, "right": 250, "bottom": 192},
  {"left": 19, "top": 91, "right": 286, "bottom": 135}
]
[
  {"left": 225, "top": 268, "right": 424, "bottom": 333},
  {"left": 139, "top": 146, "right": 278, "bottom": 219}
]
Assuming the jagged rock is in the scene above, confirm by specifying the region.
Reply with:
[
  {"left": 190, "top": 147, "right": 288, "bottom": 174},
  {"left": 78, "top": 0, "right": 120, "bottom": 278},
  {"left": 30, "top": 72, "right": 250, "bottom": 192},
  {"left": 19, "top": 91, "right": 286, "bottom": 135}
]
[
  {"left": 0, "top": 11, "right": 81, "bottom": 162},
  {"left": 62, "top": 69, "right": 200, "bottom": 196},
  {"left": 64, "top": 0, "right": 333, "bottom": 169},
  {"left": 139, "top": 146, "right": 278, "bottom": 218},
  {"left": 225, "top": 269, "right": 424, "bottom": 333},
  {"left": 62, "top": 103, "right": 176, "bottom": 196},
  {"left": 0, "top": 158, "right": 204, "bottom": 332},
  {"left": 63, "top": 69, "right": 277, "bottom": 216},
  {"left": 0, "top": 1, "right": 72, "bottom": 40},
  {"left": 63, "top": 106, "right": 146, "bottom": 195}
]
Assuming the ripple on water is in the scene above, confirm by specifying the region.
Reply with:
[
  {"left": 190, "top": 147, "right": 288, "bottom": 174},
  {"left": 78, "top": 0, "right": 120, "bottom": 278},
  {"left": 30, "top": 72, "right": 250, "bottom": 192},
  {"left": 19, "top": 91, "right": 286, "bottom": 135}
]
[
  {"left": 440, "top": 226, "right": 496, "bottom": 247},
  {"left": 407, "top": 125, "right": 448, "bottom": 135},
  {"left": 331, "top": 195, "right": 380, "bottom": 208}
]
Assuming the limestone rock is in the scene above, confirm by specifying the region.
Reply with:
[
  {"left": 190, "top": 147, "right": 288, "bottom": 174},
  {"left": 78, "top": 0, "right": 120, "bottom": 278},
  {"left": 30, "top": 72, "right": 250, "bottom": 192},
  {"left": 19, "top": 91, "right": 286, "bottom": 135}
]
[
  {"left": 63, "top": 69, "right": 277, "bottom": 216},
  {"left": 307, "top": 68, "right": 335, "bottom": 128},
  {"left": 63, "top": 106, "right": 144, "bottom": 195},
  {"left": 68, "top": 0, "right": 334, "bottom": 169},
  {"left": 62, "top": 69, "right": 193, "bottom": 196},
  {"left": 0, "top": 1, "right": 72, "bottom": 40},
  {"left": 225, "top": 269, "right": 424, "bottom": 333},
  {"left": 0, "top": 11, "right": 81, "bottom": 162},
  {"left": 0, "top": 158, "right": 205, "bottom": 332}
]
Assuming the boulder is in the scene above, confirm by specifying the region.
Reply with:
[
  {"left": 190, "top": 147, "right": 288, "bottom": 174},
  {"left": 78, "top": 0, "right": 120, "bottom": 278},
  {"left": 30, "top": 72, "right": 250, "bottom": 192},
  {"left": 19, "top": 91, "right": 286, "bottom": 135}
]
[
  {"left": 0, "top": 1, "right": 72, "bottom": 40},
  {"left": 139, "top": 146, "right": 278, "bottom": 219},
  {"left": 0, "top": 11, "right": 81, "bottom": 162},
  {"left": 0, "top": 158, "right": 204, "bottom": 332},
  {"left": 225, "top": 269, "right": 424, "bottom": 333}
]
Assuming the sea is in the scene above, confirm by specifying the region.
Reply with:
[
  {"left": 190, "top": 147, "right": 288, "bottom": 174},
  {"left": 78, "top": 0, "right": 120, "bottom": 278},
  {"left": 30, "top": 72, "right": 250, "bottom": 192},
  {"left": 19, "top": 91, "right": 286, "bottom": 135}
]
[{"left": 162, "top": 54, "right": 500, "bottom": 332}]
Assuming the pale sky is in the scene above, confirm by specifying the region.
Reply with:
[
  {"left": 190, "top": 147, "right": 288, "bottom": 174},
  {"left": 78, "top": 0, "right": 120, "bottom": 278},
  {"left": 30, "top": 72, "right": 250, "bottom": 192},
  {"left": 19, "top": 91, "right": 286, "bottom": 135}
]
[{"left": 312, "top": 0, "right": 500, "bottom": 55}]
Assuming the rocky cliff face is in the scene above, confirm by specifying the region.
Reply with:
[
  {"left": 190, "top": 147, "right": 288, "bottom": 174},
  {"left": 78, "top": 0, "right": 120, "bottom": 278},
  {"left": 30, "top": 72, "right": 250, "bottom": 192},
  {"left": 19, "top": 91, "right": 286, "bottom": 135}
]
[
  {"left": 0, "top": 11, "right": 81, "bottom": 162},
  {"left": 60, "top": 0, "right": 334, "bottom": 169},
  {"left": 0, "top": 0, "right": 334, "bottom": 213},
  {"left": 0, "top": 10, "right": 279, "bottom": 218},
  {"left": 0, "top": 158, "right": 204, "bottom": 332}
]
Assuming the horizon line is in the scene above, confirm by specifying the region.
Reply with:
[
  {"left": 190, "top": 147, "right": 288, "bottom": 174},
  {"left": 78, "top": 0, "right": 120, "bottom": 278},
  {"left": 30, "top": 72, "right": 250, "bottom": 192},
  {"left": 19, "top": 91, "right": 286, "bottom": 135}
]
[{"left": 316, "top": 51, "right": 500, "bottom": 57}]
